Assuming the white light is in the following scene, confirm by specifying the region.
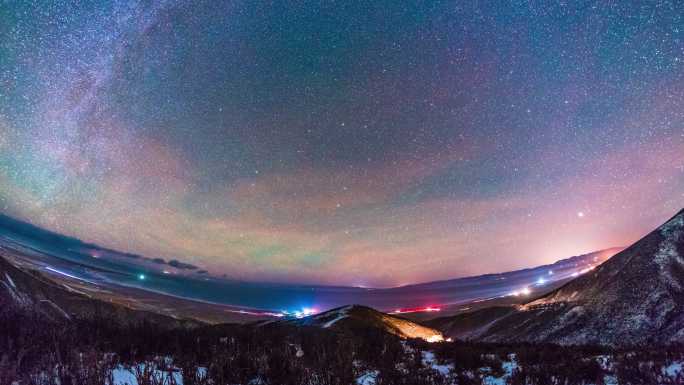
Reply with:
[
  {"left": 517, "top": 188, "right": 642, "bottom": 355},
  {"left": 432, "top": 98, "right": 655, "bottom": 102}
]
[
  {"left": 521, "top": 287, "right": 531, "bottom": 295},
  {"left": 577, "top": 211, "right": 585, "bottom": 218},
  {"left": 291, "top": 307, "right": 318, "bottom": 318},
  {"left": 138, "top": 274, "right": 146, "bottom": 280},
  {"left": 425, "top": 335, "right": 444, "bottom": 343},
  {"left": 537, "top": 277, "right": 546, "bottom": 285},
  {"left": 45, "top": 267, "right": 83, "bottom": 281}
]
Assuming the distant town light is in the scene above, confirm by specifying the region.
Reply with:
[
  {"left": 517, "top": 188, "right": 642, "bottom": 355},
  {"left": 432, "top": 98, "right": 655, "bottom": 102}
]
[
  {"left": 426, "top": 335, "right": 444, "bottom": 343},
  {"left": 291, "top": 307, "right": 318, "bottom": 318},
  {"left": 391, "top": 306, "right": 442, "bottom": 314}
]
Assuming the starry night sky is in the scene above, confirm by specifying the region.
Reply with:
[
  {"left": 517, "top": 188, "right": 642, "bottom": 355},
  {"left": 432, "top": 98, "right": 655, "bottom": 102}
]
[{"left": 0, "top": 1, "right": 683, "bottom": 287}]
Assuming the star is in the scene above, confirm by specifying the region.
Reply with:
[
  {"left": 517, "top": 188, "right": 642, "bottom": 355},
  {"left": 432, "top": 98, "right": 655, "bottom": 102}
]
[{"left": 0, "top": 0, "right": 681, "bottom": 289}]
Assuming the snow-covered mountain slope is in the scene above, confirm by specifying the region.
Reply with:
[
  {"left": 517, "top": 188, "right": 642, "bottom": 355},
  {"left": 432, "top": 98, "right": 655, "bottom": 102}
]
[
  {"left": 281, "top": 305, "right": 446, "bottom": 342},
  {"left": 0, "top": 250, "right": 194, "bottom": 328},
  {"left": 431, "top": 208, "right": 684, "bottom": 346}
]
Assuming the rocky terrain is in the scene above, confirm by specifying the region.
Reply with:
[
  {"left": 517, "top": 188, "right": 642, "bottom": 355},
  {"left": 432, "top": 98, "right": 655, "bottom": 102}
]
[{"left": 431, "top": 209, "right": 684, "bottom": 347}]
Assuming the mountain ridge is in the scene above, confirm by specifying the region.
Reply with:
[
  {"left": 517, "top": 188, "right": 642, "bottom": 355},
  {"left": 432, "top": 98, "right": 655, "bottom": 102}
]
[
  {"left": 430, "top": 208, "right": 684, "bottom": 346},
  {"left": 0, "top": 249, "right": 197, "bottom": 328},
  {"left": 277, "top": 304, "right": 446, "bottom": 342}
]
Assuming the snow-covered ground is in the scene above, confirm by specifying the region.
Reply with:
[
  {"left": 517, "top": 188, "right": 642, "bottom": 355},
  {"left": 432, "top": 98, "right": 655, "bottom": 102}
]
[
  {"left": 5, "top": 272, "right": 16, "bottom": 289},
  {"left": 482, "top": 354, "right": 518, "bottom": 385},
  {"left": 421, "top": 350, "right": 453, "bottom": 376},
  {"left": 110, "top": 362, "right": 206, "bottom": 385},
  {"left": 355, "top": 370, "right": 379, "bottom": 385},
  {"left": 663, "top": 361, "right": 683, "bottom": 377},
  {"left": 321, "top": 305, "right": 351, "bottom": 328},
  {"left": 26, "top": 349, "right": 684, "bottom": 385},
  {"left": 111, "top": 365, "right": 181, "bottom": 385},
  {"left": 2, "top": 271, "right": 30, "bottom": 306}
]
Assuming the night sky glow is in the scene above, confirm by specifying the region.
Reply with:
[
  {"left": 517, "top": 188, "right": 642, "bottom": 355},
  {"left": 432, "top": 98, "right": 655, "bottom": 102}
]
[{"left": 1, "top": 1, "right": 683, "bottom": 287}]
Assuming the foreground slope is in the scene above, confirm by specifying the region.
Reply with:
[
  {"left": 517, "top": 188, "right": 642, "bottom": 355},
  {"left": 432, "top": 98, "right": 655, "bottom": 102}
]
[
  {"left": 0, "top": 249, "right": 194, "bottom": 328},
  {"left": 431, "top": 208, "right": 684, "bottom": 346}
]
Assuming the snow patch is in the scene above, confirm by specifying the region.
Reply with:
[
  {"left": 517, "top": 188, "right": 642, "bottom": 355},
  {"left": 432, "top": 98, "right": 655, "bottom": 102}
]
[
  {"left": 111, "top": 366, "right": 138, "bottom": 385},
  {"left": 483, "top": 357, "right": 518, "bottom": 385},
  {"left": 39, "top": 299, "right": 71, "bottom": 320},
  {"left": 1, "top": 278, "right": 30, "bottom": 306},
  {"left": 322, "top": 306, "right": 351, "bottom": 328},
  {"left": 596, "top": 354, "right": 613, "bottom": 371},
  {"left": 111, "top": 362, "right": 199, "bottom": 385},
  {"left": 356, "top": 370, "right": 378, "bottom": 385},
  {"left": 422, "top": 351, "right": 453, "bottom": 376},
  {"left": 61, "top": 283, "right": 92, "bottom": 296},
  {"left": 5, "top": 273, "right": 16, "bottom": 289},
  {"left": 663, "top": 361, "right": 683, "bottom": 377},
  {"left": 654, "top": 212, "right": 684, "bottom": 289},
  {"left": 559, "top": 305, "right": 584, "bottom": 323}
]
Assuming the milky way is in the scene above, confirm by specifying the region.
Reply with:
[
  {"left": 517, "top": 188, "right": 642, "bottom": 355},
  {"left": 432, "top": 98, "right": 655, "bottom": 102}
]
[{"left": 0, "top": 1, "right": 683, "bottom": 286}]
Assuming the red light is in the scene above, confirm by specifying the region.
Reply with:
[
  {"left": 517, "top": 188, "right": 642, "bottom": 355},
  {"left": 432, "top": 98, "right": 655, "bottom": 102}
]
[{"left": 391, "top": 306, "right": 442, "bottom": 314}]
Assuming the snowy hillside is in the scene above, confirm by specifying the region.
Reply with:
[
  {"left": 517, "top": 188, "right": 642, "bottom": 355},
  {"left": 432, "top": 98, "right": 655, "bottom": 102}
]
[
  {"left": 433, "top": 209, "right": 684, "bottom": 346},
  {"left": 281, "top": 305, "right": 447, "bottom": 342},
  {"left": 0, "top": 249, "right": 193, "bottom": 328}
]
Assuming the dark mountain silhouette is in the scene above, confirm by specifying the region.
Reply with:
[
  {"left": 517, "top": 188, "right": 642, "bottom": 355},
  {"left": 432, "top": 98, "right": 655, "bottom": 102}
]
[
  {"left": 278, "top": 304, "right": 445, "bottom": 342},
  {"left": 0, "top": 250, "right": 195, "bottom": 328}
]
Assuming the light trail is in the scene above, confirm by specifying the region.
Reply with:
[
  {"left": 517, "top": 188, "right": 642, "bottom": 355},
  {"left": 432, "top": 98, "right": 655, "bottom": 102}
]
[
  {"left": 44, "top": 266, "right": 98, "bottom": 285},
  {"left": 391, "top": 306, "right": 442, "bottom": 314}
]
